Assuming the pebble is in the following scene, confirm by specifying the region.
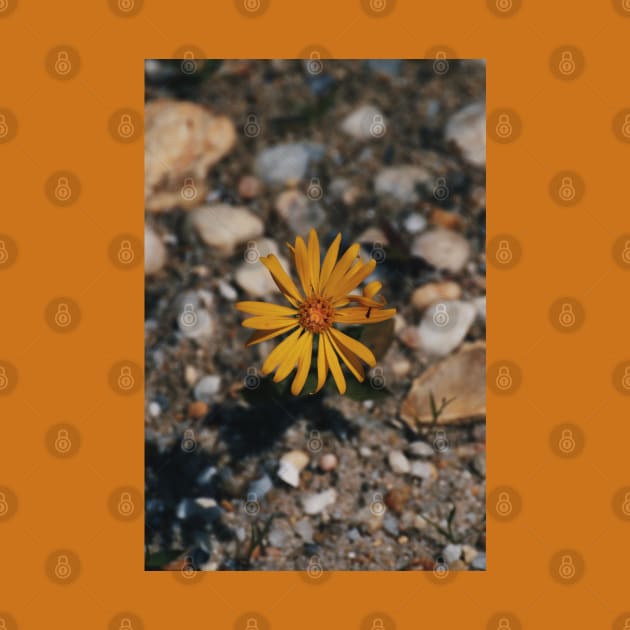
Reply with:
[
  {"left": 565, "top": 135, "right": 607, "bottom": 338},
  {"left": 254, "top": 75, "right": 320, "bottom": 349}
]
[
  {"left": 267, "top": 520, "right": 292, "bottom": 548},
  {"left": 178, "top": 304, "right": 214, "bottom": 340},
  {"left": 411, "top": 281, "right": 462, "bottom": 311},
  {"left": 294, "top": 518, "right": 314, "bottom": 543},
  {"left": 145, "top": 226, "right": 166, "bottom": 275},
  {"left": 340, "top": 104, "right": 386, "bottom": 140},
  {"left": 255, "top": 142, "right": 324, "bottom": 185},
  {"left": 193, "top": 375, "right": 222, "bottom": 403},
  {"left": 187, "top": 401, "right": 208, "bottom": 419},
  {"left": 176, "top": 497, "right": 222, "bottom": 522},
  {"left": 443, "top": 544, "right": 462, "bottom": 564},
  {"left": 248, "top": 474, "right": 273, "bottom": 499},
  {"left": 184, "top": 365, "right": 198, "bottom": 386},
  {"left": 407, "top": 441, "right": 435, "bottom": 457},
  {"left": 217, "top": 280, "right": 238, "bottom": 301},
  {"left": 391, "top": 357, "right": 412, "bottom": 379},
  {"left": 366, "top": 59, "right": 403, "bottom": 78},
  {"left": 462, "top": 545, "right": 479, "bottom": 564},
  {"left": 190, "top": 204, "right": 264, "bottom": 257},
  {"left": 416, "top": 300, "right": 476, "bottom": 356},
  {"left": 410, "top": 461, "right": 438, "bottom": 481},
  {"left": 388, "top": 450, "right": 411, "bottom": 475},
  {"left": 302, "top": 488, "right": 337, "bottom": 515},
  {"left": 319, "top": 453, "right": 338, "bottom": 472},
  {"left": 275, "top": 189, "right": 326, "bottom": 234},
  {"left": 374, "top": 166, "right": 431, "bottom": 203},
  {"left": 238, "top": 175, "right": 262, "bottom": 199},
  {"left": 278, "top": 450, "right": 310, "bottom": 488},
  {"left": 403, "top": 213, "right": 428, "bottom": 234},
  {"left": 383, "top": 513, "right": 399, "bottom": 537},
  {"left": 471, "top": 552, "right": 486, "bottom": 570},
  {"left": 411, "top": 228, "right": 471, "bottom": 272},
  {"left": 359, "top": 446, "right": 372, "bottom": 458},
  {"left": 473, "top": 296, "right": 486, "bottom": 322},
  {"left": 347, "top": 527, "right": 361, "bottom": 543},
  {"left": 384, "top": 488, "right": 409, "bottom": 514},
  {"left": 148, "top": 401, "right": 161, "bottom": 418},
  {"left": 145, "top": 99, "right": 236, "bottom": 212},
  {"left": 235, "top": 239, "right": 289, "bottom": 297},
  {"left": 444, "top": 102, "right": 486, "bottom": 168},
  {"left": 356, "top": 226, "right": 389, "bottom": 246},
  {"left": 473, "top": 453, "right": 486, "bottom": 477}
]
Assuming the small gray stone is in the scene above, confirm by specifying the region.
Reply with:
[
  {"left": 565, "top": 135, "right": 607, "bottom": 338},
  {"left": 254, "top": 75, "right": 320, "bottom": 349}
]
[
  {"left": 410, "top": 461, "right": 438, "bottom": 481},
  {"left": 294, "top": 518, "right": 314, "bottom": 543},
  {"left": 366, "top": 59, "right": 403, "bottom": 78},
  {"left": 267, "top": 520, "right": 292, "bottom": 548},
  {"left": 471, "top": 552, "right": 486, "bottom": 571},
  {"left": 383, "top": 513, "right": 400, "bottom": 537},
  {"left": 347, "top": 527, "right": 361, "bottom": 542},
  {"left": 193, "top": 375, "right": 222, "bottom": 403},
  {"left": 248, "top": 474, "right": 273, "bottom": 498},
  {"left": 375, "top": 166, "right": 431, "bottom": 203},
  {"left": 403, "top": 213, "right": 428, "bottom": 235},
  {"left": 255, "top": 142, "right": 324, "bottom": 185},
  {"left": 340, "top": 104, "right": 386, "bottom": 140}
]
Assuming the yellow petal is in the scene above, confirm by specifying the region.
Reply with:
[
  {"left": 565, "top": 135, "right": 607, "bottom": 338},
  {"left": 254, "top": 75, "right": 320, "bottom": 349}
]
[
  {"left": 242, "top": 315, "right": 299, "bottom": 329},
  {"left": 308, "top": 229, "right": 321, "bottom": 294},
  {"left": 342, "top": 294, "right": 387, "bottom": 308},
  {"left": 362, "top": 281, "right": 382, "bottom": 299},
  {"left": 329, "top": 327, "right": 376, "bottom": 367},
  {"left": 261, "top": 328, "right": 303, "bottom": 375},
  {"left": 260, "top": 254, "right": 303, "bottom": 305},
  {"left": 335, "top": 306, "right": 397, "bottom": 324},
  {"left": 245, "top": 323, "right": 298, "bottom": 347},
  {"left": 237, "top": 301, "right": 298, "bottom": 317},
  {"left": 315, "top": 335, "right": 328, "bottom": 393},
  {"left": 331, "top": 258, "right": 376, "bottom": 299},
  {"left": 319, "top": 233, "right": 341, "bottom": 290},
  {"left": 323, "top": 242, "right": 361, "bottom": 297},
  {"left": 294, "top": 236, "right": 313, "bottom": 297},
  {"left": 326, "top": 330, "right": 365, "bottom": 382},
  {"left": 291, "top": 331, "right": 313, "bottom": 395},
  {"left": 274, "top": 329, "right": 310, "bottom": 382},
  {"left": 323, "top": 329, "right": 346, "bottom": 395}
]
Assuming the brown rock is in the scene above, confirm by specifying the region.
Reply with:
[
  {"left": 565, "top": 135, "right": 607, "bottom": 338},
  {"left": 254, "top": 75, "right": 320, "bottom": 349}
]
[
  {"left": 411, "top": 281, "right": 462, "bottom": 311},
  {"left": 384, "top": 487, "right": 410, "bottom": 515},
  {"left": 187, "top": 401, "right": 208, "bottom": 419}
]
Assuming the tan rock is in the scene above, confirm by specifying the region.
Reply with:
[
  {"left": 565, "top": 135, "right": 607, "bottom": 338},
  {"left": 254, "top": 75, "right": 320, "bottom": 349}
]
[
  {"left": 400, "top": 341, "right": 486, "bottom": 425},
  {"left": 145, "top": 100, "right": 236, "bottom": 212},
  {"left": 411, "top": 282, "right": 462, "bottom": 311}
]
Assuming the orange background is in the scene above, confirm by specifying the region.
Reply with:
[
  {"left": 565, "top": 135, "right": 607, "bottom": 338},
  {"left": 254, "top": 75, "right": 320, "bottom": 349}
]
[{"left": 1, "top": 0, "right": 630, "bottom": 628}]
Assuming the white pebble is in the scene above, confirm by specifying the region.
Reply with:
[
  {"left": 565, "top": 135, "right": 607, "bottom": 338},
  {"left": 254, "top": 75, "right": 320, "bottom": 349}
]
[
  {"left": 411, "top": 228, "right": 471, "bottom": 273},
  {"left": 416, "top": 300, "right": 476, "bottom": 357},
  {"left": 144, "top": 225, "right": 166, "bottom": 275},
  {"left": 403, "top": 213, "right": 428, "bottom": 234},
  {"left": 193, "top": 375, "right": 221, "bottom": 403},
  {"left": 443, "top": 544, "right": 462, "bottom": 564},
  {"left": 302, "top": 489, "right": 337, "bottom": 515},
  {"left": 319, "top": 453, "right": 338, "bottom": 472},
  {"left": 388, "top": 450, "right": 411, "bottom": 475}
]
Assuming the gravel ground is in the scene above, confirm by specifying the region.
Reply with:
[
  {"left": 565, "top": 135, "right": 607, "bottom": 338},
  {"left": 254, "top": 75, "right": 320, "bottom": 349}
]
[{"left": 144, "top": 59, "right": 486, "bottom": 572}]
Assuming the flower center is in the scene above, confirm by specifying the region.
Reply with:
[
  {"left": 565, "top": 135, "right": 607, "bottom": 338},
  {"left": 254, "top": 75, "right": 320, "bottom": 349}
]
[{"left": 298, "top": 295, "right": 335, "bottom": 333}]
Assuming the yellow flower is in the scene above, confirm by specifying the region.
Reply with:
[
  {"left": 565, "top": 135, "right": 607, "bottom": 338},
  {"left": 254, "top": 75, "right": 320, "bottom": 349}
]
[{"left": 236, "top": 229, "right": 396, "bottom": 396}]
